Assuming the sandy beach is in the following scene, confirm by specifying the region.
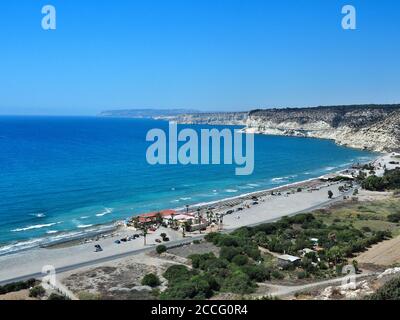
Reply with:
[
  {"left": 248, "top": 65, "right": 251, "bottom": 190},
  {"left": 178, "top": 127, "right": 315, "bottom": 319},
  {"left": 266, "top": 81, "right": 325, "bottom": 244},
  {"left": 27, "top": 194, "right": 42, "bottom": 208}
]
[{"left": 0, "top": 153, "right": 398, "bottom": 286}]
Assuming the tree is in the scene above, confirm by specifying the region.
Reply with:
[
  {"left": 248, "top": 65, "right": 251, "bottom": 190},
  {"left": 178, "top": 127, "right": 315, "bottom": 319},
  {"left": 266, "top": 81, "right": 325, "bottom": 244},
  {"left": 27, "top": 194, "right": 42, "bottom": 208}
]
[
  {"left": 222, "top": 271, "right": 256, "bottom": 294},
  {"left": 232, "top": 254, "right": 248, "bottom": 266},
  {"left": 328, "top": 190, "right": 334, "bottom": 199},
  {"left": 29, "top": 285, "right": 45, "bottom": 298},
  {"left": 156, "top": 245, "right": 167, "bottom": 254},
  {"left": 142, "top": 226, "right": 148, "bottom": 245},
  {"left": 142, "top": 273, "right": 161, "bottom": 287}
]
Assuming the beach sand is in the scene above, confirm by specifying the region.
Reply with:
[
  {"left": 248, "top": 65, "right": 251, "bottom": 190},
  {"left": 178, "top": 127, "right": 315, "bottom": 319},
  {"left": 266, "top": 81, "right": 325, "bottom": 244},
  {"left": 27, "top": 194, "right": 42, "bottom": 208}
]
[{"left": 0, "top": 153, "right": 398, "bottom": 286}]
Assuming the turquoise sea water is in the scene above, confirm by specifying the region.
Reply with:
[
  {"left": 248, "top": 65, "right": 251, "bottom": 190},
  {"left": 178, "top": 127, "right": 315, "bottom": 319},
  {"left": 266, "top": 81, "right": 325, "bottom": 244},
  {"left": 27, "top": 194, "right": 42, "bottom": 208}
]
[{"left": 0, "top": 116, "right": 377, "bottom": 255}]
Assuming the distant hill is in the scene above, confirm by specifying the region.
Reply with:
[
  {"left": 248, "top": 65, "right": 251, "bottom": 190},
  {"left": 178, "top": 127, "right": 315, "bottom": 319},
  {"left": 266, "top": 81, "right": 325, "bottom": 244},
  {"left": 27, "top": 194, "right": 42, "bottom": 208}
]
[{"left": 99, "top": 109, "right": 200, "bottom": 118}]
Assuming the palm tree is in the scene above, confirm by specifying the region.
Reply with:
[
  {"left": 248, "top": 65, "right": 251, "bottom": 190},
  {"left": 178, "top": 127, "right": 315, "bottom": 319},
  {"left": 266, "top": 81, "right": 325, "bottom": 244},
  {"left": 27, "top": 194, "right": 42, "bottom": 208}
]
[
  {"left": 185, "top": 204, "right": 189, "bottom": 214},
  {"left": 196, "top": 208, "right": 202, "bottom": 234},
  {"left": 142, "top": 226, "right": 148, "bottom": 246}
]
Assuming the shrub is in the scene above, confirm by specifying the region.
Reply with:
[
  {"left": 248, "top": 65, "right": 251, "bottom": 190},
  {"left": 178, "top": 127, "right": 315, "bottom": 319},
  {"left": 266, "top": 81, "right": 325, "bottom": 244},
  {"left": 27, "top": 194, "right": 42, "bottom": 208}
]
[
  {"left": 367, "top": 276, "right": 400, "bottom": 300},
  {"left": 241, "top": 265, "right": 271, "bottom": 282},
  {"left": 193, "top": 240, "right": 201, "bottom": 244},
  {"left": 232, "top": 254, "right": 248, "bottom": 266},
  {"left": 163, "top": 265, "right": 193, "bottom": 282},
  {"left": 156, "top": 245, "right": 167, "bottom": 254},
  {"left": 48, "top": 293, "right": 70, "bottom": 300},
  {"left": 0, "top": 278, "right": 37, "bottom": 295},
  {"left": 222, "top": 271, "right": 256, "bottom": 294},
  {"left": 220, "top": 246, "right": 241, "bottom": 262},
  {"left": 388, "top": 213, "right": 400, "bottom": 223},
  {"left": 271, "top": 271, "right": 284, "bottom": 280},
  {"left": 297, "top": 271, "right": 308, "bottom": 279},
  {"left": 29, "top": 285, "right": 45, "bottom": 298},
  {"left": 141, "top": 273, "right": 161, "bottom": 287}
]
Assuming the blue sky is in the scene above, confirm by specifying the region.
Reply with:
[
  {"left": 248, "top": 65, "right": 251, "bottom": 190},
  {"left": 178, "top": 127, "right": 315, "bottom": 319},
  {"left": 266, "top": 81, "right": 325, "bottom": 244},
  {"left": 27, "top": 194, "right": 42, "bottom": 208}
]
[{"left": 0, "top": 0, "right": 399, "bottom": 115}]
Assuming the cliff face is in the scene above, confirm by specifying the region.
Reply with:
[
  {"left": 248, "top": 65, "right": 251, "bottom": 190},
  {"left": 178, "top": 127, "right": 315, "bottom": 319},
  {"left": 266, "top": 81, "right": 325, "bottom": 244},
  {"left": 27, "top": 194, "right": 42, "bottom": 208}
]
[
  {"left": 101, "top": 105, "right": 400, "bottom": 152},
  {"left": 245, "top": 105, "right": 400, "bottom": 152},
  {"left": 155, "top": 112, "right": 248, "bottom": 125}
]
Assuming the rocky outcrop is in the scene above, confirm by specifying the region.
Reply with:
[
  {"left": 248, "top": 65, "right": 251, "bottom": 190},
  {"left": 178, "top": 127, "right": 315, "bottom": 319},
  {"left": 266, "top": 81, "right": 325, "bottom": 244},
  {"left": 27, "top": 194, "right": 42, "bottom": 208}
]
[{"left": 245, "top": 105, "right": 400, "bottom": 152}]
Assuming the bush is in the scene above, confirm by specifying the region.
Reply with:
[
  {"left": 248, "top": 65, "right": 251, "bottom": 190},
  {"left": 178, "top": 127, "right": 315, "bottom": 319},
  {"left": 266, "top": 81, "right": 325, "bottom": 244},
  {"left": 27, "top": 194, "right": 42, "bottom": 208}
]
[
  {"left": 388, "top": 213, "right": 400, "bottom": 223},
  {"left": 271, "top": 271, "right": 284, "bottom": 280},
  {"left": 163, "top": 265, "right": 193, "bottom": 282},
  {"left": 0, "top": 278, "right": 37, "bottom": 295},
  {"left": 232, "top": 254, "right": 249, "bottom": 266},
  {"left": 222, "top": 271, "right": 256, "bottom": 294},
  {"left": 241, "top": 265, "right": 271, "bottom": 282},
  {"left": 156, "top": 245, "right": 167, "bottom": 254},
  {"left": 193, "top": 240, "right": 201, "bottom": 244},
  {"left": 220, "top": 246, "right": 241, "bottom": 262},
  {"left": 367, "top": 276, "right": 400, "bottom": 300},
  {"left": 29, "top": 285, "right": 45, "bottom": 298},
  {"left": 141, "top": 273, "right": 161, "bottom": 287},
  {"left": 48, "top": 293, "right": 69, "bottom": 300},
  {"left": 297, "top": 271, "right": 308, "bottom": 279},
  {"left": 160, "top": 274, "right": 215, "bottom": 300}
]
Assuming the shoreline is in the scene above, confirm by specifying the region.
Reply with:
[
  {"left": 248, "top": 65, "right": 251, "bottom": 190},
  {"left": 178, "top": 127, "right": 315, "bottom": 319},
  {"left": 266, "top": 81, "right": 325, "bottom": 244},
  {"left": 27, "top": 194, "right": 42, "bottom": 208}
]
[
  {"left": 1, "top": 153, "right": 398, "bottom": 285},
  {"left": 0, "top": 153, "right": 380, "bottom": 256}
]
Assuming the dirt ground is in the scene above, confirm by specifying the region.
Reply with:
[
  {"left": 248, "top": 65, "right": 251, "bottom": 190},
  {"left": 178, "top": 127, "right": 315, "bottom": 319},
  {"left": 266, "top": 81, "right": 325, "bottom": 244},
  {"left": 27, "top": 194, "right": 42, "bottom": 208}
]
[
  {"left": 167, "top": 241, "right": 219, "bottom": 258},
  {"left": 356, "top": 235, "right": 400, "bottom": 266},
  {"left": 61, "top": 253, "right": 178, "bottom": 300},
  {"left": 0, "top": 289, "right": 35, "bottom": 300}
]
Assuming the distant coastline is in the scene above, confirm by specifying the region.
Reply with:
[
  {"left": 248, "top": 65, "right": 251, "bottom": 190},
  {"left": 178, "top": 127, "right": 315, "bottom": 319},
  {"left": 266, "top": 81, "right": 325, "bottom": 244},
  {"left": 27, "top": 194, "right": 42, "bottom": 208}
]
[{"left": 101, "top": 104, "right": 400, "bottom": 153}]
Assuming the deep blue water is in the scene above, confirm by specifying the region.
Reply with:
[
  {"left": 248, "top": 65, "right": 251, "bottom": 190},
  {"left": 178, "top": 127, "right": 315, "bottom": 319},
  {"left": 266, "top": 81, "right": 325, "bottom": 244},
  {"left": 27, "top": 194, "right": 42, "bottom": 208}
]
[{"left": 0, "top": 116, "right": 377, "bottom": 254}]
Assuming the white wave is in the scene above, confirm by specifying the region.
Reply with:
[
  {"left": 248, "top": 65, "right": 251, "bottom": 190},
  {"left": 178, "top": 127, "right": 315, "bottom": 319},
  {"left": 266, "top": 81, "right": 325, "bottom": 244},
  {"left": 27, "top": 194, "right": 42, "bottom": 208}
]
[
  {"left": 80, "top": 216, "right": 90, "bottom": 219},
  {"left": 34, "top": 213, "right": 46, "bottom": 218},
  {"left": 11, "top": 222, "right": 59, "bottom": 232},
  {"left": 0, "top": 239, "right": 43, "bottom": 255},
  {"left": 180, "top": 197, "right": 192, "bottom": 201},
  {"left": 271, "top": 177, "right": 288, "bottom": 182},
  {"left": 225, "top": 189, "right": 238, "bottom": 193},
  {"left": 96, "top": 208, "right": 113, "bottom": 217},
  {"left": 247, "top": 183, "right": 260, "bottom": 187},
  {"left": 77, "top": 224, "right": 94, "bottom": 229},
  {"left": 46, "top": 230, "right": 58, "bottom": 234}
]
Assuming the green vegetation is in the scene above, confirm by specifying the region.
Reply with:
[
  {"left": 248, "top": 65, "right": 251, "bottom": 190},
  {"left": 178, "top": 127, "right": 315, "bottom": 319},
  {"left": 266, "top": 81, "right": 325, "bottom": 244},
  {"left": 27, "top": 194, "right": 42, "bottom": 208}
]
[
  {"left": 367, "top": 276, "right": 400, "bottom": 300},
  {"left": 29, "top": 285, "right": 45, "bottom": 298},
  {"left": 141, "top": 273, "right": 161, "bottom": 287},
  {"left": 156, "top": 245, "right": 167, "bottom": 254},
  {"left": 48, "top": 293, "right": 70, "bottom": 300},
  {"left": 0, "top": 278, "right": 37, "bottom": 295},
  {"left": 144, "top": 198, "right": 400, "bottom": 300},
  {"left": 361, "top": 168, "right": 400, "bottom": 191}
]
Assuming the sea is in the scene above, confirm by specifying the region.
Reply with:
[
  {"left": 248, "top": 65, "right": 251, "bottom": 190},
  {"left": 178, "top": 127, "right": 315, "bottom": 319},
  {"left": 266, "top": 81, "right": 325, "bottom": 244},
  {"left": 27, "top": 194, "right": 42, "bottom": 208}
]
[{"left": 0, "top": 116, "right": 378, "bottom": 255}]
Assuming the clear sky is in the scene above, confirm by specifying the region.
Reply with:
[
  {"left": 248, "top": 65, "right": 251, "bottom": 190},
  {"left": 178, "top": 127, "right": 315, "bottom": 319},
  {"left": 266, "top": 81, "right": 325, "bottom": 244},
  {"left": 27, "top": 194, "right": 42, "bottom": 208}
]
[{"left": 0, "top": 0, "right": 399, "bottom": 115}]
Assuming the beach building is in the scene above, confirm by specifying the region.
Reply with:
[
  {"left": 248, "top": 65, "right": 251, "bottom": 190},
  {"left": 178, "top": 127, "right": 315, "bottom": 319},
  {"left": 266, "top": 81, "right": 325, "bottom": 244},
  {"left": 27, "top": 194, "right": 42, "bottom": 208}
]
[
  {"left": 300, "top": 248, "right": 315, "bottom": 257},
  {"left": 277, "top": 254, "right": 301, "bottom": 267},
  {"left": 134, "top": 209, "right": 177, "bottom": 225}
]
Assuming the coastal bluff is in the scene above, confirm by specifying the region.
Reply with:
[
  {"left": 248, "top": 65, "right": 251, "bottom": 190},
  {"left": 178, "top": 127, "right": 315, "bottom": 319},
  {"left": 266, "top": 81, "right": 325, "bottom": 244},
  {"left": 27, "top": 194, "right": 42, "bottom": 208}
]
[
  {"left": 245, "top": 105, "right": 400, "bottom": 152},
  {"left": 101, "top": 104, "right": 400, "bottom": 153}
]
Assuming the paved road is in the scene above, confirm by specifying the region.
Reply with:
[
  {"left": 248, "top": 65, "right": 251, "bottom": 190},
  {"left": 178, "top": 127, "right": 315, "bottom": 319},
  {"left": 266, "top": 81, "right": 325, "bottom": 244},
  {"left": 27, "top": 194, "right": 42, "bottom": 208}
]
[{"left": 0, "top": 189, "right": 353, "bottom": 286}]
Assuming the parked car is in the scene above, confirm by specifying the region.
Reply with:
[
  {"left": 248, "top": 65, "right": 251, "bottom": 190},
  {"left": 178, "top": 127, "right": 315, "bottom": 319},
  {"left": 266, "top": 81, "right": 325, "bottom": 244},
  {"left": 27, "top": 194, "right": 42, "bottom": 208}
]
[
  {"left": 94, "top": 244, "right": 103, "bottom": 252},
  {"left": 155, "top": 239, "right": 162, "bottom": 243},
  {"left": 114, "top": 240, "right": 121, "bottom": 244},
  {"left": 226, "top": 210, "right": 234, "bottom": 215}
]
